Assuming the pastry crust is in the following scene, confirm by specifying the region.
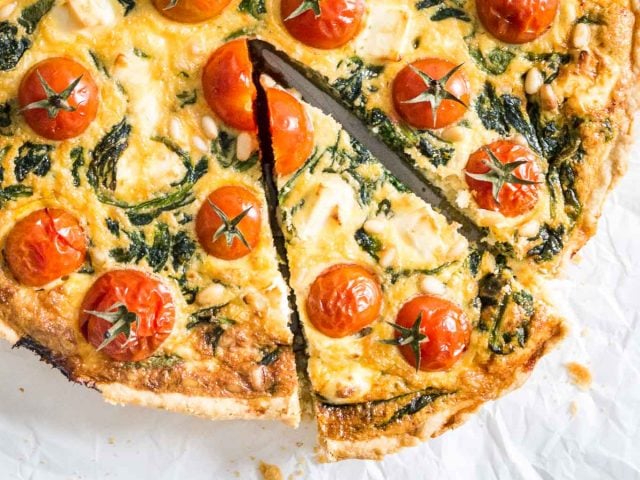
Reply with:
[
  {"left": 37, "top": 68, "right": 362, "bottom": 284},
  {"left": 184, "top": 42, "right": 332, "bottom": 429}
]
[{"left": 315, "top": 308, "right": 566, "bottom": 461}]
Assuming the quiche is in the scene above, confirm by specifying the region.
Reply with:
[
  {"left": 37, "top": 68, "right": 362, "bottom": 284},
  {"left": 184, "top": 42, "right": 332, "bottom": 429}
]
[{"left": 0, "top": 0, "right": 636, "bottom": 464}]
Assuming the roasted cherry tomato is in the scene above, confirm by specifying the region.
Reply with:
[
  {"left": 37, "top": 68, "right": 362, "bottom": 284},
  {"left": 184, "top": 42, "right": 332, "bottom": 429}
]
[
  {"left": 393, "top": 295, "right": 470, "bottom": 372},
  {"left": 152, "top": 0, "right": 231, "bottom": 23},
  {"left": 18, "top": 58, "right": 98, "bottom": 141},
  {"left": 465, "top": 140, "right": 541, "bottom": 217},
  {"left": 80, "top": 270, "right": 175, "bottom": 362},
  {"left": 476, "top": 0, "right": 559, "bottom": 44},
  {"left": 4, "top": 208, "right": 87, "bottom": 287},
  {"left": 392, "top": 58, "right": 470, "bottom": 130},
  {"left": 202, "top": 39, "right": 256, "bottom": 131},
  {"left": 280, "top": 0, "right": 365, "bottom": 49},
  {"left": 265, "top": 87, "right": 314, "bottom": 176},
  {"left": 306, "top": 264, "right": 382, "bottom": 338},
  {"left": 196, "top": 186, "right": 262, "bottom": 260}
]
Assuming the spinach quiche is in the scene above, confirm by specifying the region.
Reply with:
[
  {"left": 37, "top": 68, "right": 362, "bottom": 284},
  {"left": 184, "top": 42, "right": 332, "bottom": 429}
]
[{"left": 0, "top": 0, "right": 636, "bottom": 463}]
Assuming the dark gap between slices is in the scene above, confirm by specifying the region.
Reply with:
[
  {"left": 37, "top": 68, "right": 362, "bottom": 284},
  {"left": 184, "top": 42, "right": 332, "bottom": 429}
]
[
  {"left": 249, "top": 50, "right": 310, "bottom": 392},
  {"left": 247, "top": 39, "right": 486, "bottom": 246}
]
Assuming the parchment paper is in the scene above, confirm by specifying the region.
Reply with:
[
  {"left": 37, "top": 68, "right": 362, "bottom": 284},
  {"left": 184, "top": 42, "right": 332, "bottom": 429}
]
[{"left": 1, "top": 139, "right": 638, "bottom": 479}]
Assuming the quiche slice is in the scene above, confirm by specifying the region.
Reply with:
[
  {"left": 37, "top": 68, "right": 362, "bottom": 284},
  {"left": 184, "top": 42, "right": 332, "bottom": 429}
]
[
  {"left": 261, "top": 81, "right": 566, "bottom": 461},
  {"left": 259, "top": 0, "right": 639, "bottom": 274},
  {"left": 0, "top": 1, "right": 299, "bottom": 425}
]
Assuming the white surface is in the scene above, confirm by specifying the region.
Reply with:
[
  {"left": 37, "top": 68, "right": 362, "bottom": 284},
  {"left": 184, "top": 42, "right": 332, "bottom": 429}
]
[{"left": 1, "top": 152, "right": 639, "bottom": 480}]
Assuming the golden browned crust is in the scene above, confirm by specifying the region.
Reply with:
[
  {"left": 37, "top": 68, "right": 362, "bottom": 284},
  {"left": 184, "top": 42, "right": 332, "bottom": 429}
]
[
  {"left": 314, "top": 308, "right": 566, "bottom": 462},
  {"left": 0, "top": 269, "right": 300, "bottom": 425},
  {"left": 560, "top": 2, "right": 640, "bottom": 269}
]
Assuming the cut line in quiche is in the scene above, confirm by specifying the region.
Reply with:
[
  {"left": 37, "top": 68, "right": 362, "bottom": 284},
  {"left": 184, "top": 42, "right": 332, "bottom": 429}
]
[{"left": 0, "top": 0, "right": 636, "bottom": 463}]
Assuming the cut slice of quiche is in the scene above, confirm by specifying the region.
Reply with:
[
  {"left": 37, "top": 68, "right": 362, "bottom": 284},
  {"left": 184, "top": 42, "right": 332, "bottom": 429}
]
[
  {"left": 260, "top": 0, "right": 639, "bottom": 274},
  {"left": 261, "top": 80, "right": 566, "bottom": 460},
  {"left": 0, "top": 2, "right": 299, "bottom": 425}
]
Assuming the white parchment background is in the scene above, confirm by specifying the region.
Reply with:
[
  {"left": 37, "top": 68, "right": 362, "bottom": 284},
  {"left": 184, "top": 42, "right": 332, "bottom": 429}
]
[{"left": 0, "top": 140, "right": 639, "bottom": 479}]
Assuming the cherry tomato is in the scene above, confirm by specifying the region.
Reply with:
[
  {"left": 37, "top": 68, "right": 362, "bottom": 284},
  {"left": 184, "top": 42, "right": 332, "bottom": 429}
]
[
  {"left": 465, "top": 140, "right": 541, "bottom": 217},
  {"left": 265, "top": 87, "right": 314, "bottom": 176},
  {"left": 152, "top": 0, "right": 231, "bottom": 23},
  {"left": 280, "top": 0, "right": 365, "bottom": 50},
  {"left": 394, "top": 295, "right": 470, "bottom": 372},
  {"left": 306, "top": 264, "right": 382, "bottom": 338},
  {"left": 477, "top": 0, "right": 559, "bottom": 44},
  {"left": 4, "top": 208, "right": 87, "bottom": 287},
  {"left": 392, "top": 58, "right": 470, "bottom": 130},
  {"left": 202, "top": 39, "right": 256, "bottom": 131},
  {"left": 80, "top": 270, "right": 175, "bottom": 362},
  {"left": 18, "top": 58, "right": 98, "bottom": 141},
  {"left": 196, "top": 186, "right": 262, "bottom": 260}
]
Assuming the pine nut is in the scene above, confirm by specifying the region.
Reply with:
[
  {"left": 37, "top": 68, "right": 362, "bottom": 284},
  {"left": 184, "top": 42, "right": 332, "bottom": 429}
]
[
  {"left": 363, "top": 219, "right": 385, "bottom": 234},
  {"left": 520, "top": 220, "right": 540, "bottom": 238},
  {"left": 525, "top": 68, "right": 544, "bottom": 95},
  {"left": 201, "top": 115, "right": 219, "bottom": 139},
  {"left": 0, "top": 2, "right": 17, "bottom": 20},
  {"left": 236, "top": 132, "right": 256, "bottom": 161},
  {"left": 540, "top": 84, "right": 559, "bottom": 111},
  {"left": 572, "top": 23, "right": 590, "bottom": 50},
  {"left": 420, "top": 276, "right": 446, "bottom": 296},
  {"left": 169, "top": 117, "right": 182, "bottom": 140},
  {"left": 379, "top": 247, "right": 396, "bottom": 268},
  {"left": 196, "top": 283, "right": 226, "bottom": 306},
  {"left": 440, "top": 126, "right": 465, "bottom": 143},
  {"left": 193, "top": 135, "right": 208, "bottom": 153}
]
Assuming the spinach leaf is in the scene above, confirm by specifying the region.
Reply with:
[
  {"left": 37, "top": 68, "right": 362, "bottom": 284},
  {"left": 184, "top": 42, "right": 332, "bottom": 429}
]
[
  {"left": 475, "top": 82, "right": 509, "bottom": 136},
  {"left": 469, "top": 46, "right": 515, "bottom": 75},
  {"left": 171, "top": 231, "right": 196, "bottom": 270},
  {"left": 431, "top": 7, "right": 469, "bottom": 21},
  {"left": 125, "top": 354, "right": 183, "bottom": 369},
  {"left": 18, "top": 0, "right": 54, "bottom": 34},
  {"left": 187, "top": 303, "right": 231, "bottom": 329},
  {"left": 70, "top": 147, "right": 85, "bottom": 187},
  {"left": 0, "top": 100, "right": 12, "bottom": 133},
  {"left": 147, "top": 223, "right": 171, "bottom": 271},
  {"left": 415, "top": 0, "right": 442, "bottom": 8},
  {"left": 106, "top": 218, "right": 120, "bottom": 236},
  {"left": 0, "top": 21, "right": 30, "bottom": 71},
  {"left": 0, "top": 183, "right": 32, "bottom": 207},
  {"left": 117, "top": 0, "right": 136, "bottom": 15},
  {"left": 525, "top": 52, "right": 571, "bottom": 83},
  {"left": 527, "top": 224, "right": 565, "bottom": 263},
  {"left": 177, "top": 90, "right": 197, "bottom": 108},
  {"left": 278, "top": 148, "right": 322, "bottom": 202},
  {"left": 386, "top": 262, "right": 454, "bottom": 284},
  {"left": 418, "top": 133, "right": 454, "bottom": 167},
  {"left": 354, "top": 227, "right": 382, "bottom": 260},
  {"left": 377, "top": 389, "right": 447, "bottom": 428},
  {"left": 88, "top": 119, "right": 132, "bottom": 191},
  {"left": 14, "top": 142, "right": 53, "bottom": 181},
  {"left": 88, "top": 50, "right": 110, "bottom": 77},
  {"left": 110, "top": 223, "right": 172, "bottom": 272},
  {"left": 259, "top": 347, "right": 281, "bottom": 366},
  {"left": 467, "top": 250, "right": 482, "bottom": 276},
  {"left": 238, "top": 0, "right": 266, "bottom": 18},
  {"left": 332, "top": 57, "right": 383, "bottom": 104}
]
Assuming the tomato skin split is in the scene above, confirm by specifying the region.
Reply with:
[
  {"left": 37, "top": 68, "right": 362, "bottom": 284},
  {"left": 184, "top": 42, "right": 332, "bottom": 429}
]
[
  {"left": 4, "top": 208, "right": 87, "bottom": 287},
  {"left": 465, "top": 140, "right": 541, "bottom": 217},
  {"left": 306, "top": 264, "right": 383, "bottom": 338},
  {"left": 395, "top": 295, "right": 471, "bottom": 372},
  {"left": 80, "top": 270, "right": 176, "bottom": 362}
]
